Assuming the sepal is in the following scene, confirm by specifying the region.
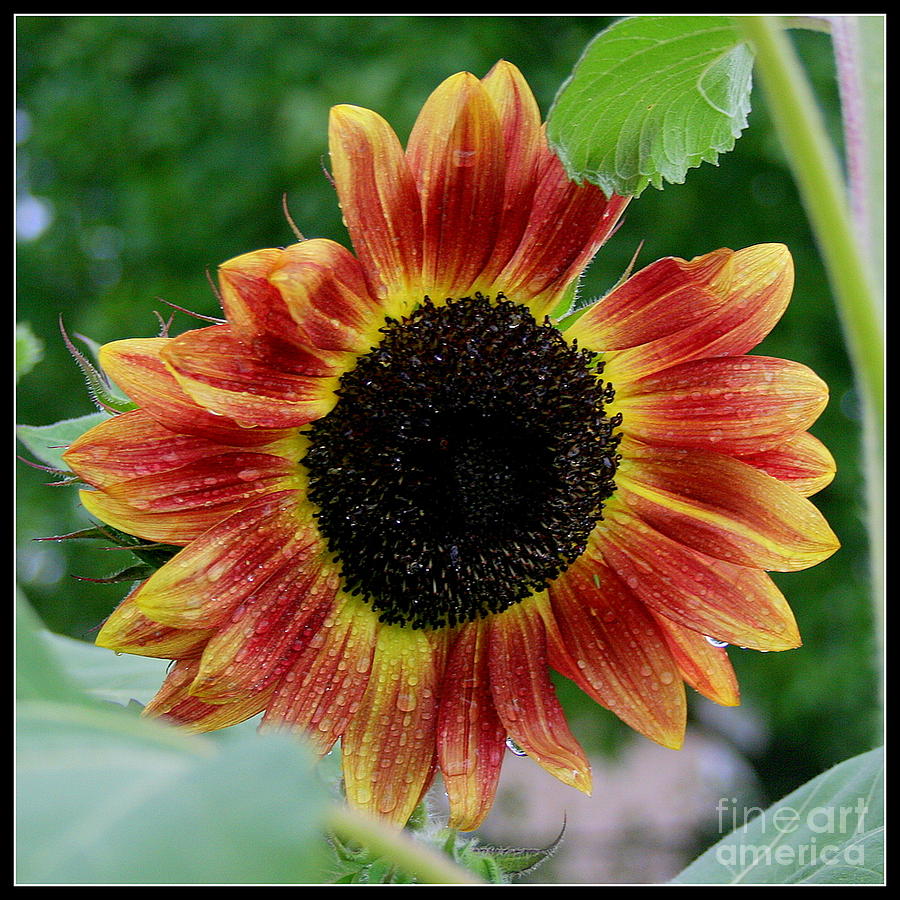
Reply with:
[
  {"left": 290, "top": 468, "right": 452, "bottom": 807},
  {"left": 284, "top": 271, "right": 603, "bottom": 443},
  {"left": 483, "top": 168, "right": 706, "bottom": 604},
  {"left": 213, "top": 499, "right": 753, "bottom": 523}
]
[
  {"left": 35, "top": 522, "right": 180, "bottom": 580},
  {"left": 60, "top": 318, "right": 137, "bottom": 415}
]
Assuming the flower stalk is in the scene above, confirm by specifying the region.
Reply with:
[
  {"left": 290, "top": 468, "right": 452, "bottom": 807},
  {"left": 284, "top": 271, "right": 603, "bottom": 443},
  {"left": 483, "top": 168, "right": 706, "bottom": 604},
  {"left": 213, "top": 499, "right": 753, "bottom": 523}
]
[
  {"left": 737, "top": 17, "right": 883, "bottom": 425},
  {"left": 327, "top": 805, "right": 483, "bottom": 884},
  {"left": 737, "top": 15, "right": 884, "bottom": 670}
]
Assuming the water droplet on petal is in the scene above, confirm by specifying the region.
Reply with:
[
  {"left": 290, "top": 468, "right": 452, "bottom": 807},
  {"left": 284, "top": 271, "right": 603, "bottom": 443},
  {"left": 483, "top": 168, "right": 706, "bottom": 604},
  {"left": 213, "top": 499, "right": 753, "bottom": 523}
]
[
  {"left": 505, "top": 737, "right": 527, "bottom": 757},
  {"left": 453, "top": 148, "right": 477, "bottom": 167}
]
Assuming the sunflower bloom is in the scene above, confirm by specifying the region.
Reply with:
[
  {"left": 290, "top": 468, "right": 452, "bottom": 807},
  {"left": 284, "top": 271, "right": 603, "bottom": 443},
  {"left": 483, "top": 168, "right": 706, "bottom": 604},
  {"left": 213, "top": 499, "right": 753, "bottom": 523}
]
[{"left": 64, "top": 61, "right": 839, "bottom": 832}]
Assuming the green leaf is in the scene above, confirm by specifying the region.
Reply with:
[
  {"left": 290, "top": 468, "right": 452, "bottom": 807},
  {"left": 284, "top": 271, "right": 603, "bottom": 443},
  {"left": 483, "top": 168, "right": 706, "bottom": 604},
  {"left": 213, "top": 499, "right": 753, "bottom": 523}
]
[
  {"left": 16, "top": 700, "right": 332, "bottom": 884},
  {"left": 16, "top": 411, "right": 110, "bottom": 469},
  {"left": 16, "top": 593, "right": 96, "bottom": 707},
  {"left": 41, "top": 631, "right": 169, "bottom": 708},
  {"left": 547, "top": 15, "right": 753, "bottom": 197},
  {"left": 673, "top": 747, "right": 883, "bottom": 884},
  {"left": 17, "top": 601, "right": 332, "bottom": 884}
]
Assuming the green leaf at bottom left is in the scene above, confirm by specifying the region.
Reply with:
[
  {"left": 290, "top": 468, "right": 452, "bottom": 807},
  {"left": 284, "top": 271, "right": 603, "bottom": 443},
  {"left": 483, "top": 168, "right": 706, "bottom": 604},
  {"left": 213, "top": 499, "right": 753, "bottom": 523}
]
[{"left": 16, "top": 699, "right": 333, "bottom": 884}]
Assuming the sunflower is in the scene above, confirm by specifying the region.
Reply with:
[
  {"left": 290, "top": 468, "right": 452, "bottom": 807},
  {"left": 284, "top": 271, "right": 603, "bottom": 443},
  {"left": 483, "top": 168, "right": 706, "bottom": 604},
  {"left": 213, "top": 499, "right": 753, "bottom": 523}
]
[{"left": 63, "top": 61, "right": 839, "bottom": 832}]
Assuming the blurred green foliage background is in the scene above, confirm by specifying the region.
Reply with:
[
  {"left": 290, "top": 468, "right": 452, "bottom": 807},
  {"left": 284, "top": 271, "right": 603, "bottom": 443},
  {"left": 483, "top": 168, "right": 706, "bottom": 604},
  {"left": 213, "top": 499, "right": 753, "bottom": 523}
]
[{"left": 16, "top": 13, "right": 878, "bottom": 839}]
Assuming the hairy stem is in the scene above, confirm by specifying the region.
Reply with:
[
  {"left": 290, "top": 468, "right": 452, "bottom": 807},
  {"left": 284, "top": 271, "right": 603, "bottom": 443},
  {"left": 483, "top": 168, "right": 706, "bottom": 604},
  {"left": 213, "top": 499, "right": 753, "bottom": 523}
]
[{"left": 327, "top": 805, "right": 483, "bottom": 884}]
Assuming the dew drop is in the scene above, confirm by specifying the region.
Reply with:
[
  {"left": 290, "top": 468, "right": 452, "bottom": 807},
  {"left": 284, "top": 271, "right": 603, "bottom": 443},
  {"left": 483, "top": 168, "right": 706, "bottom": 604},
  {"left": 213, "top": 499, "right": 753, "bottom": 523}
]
[
  {"left": 505, "top": 737, "right": 527, "bottom": 757},
  {"left": 705, "top": 636, "right": 729, "bottom": 648},
  {"left": 396, "top": 691, "right": 417, "bottom": 712}
]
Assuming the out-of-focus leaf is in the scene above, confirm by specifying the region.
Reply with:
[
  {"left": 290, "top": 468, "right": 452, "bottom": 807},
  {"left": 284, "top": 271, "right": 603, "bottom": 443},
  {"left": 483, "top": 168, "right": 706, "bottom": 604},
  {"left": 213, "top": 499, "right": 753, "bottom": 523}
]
[
  {"left": 42, "top": 630, "right": 169, "bottom": 708},
  {"left": 16, "top": 700, "right": 332, "bottom": 884},
  {"left": 17, "top": 594, "right": 331, "bottom": 884},
  {"left": 16, "top": 322, "right": 44, "bottom": 382},
  {"left": 16, "top": 592, "right": 93, "bottom": 707},
  {"left": 672, "top": 747, "right": 883, "bottom": 884}
]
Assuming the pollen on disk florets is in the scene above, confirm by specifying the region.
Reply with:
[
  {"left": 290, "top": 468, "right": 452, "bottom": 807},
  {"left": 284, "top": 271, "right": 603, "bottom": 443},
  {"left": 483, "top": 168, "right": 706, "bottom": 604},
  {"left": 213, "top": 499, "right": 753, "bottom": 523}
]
[{"left": 302, "top": 292, "right": 621, "bottom": 630}]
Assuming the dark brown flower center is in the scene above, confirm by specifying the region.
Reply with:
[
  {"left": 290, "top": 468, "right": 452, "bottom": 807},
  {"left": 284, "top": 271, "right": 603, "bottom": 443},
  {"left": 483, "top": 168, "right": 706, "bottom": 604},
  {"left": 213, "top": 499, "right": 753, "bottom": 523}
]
[{"left": 302, "top": 293, "right": 620, "bottom": 630}]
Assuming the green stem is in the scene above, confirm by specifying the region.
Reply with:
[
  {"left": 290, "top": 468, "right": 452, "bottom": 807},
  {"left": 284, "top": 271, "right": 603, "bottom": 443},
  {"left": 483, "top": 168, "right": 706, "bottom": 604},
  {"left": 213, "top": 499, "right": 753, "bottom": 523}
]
[
  {"left": 737, "top": 16, "right": 883, "bottom": 676},
  {"left": 738, "top": 16, "right": 883, "bottom": 425},
  {"left": 327, "top": 805, "right": 483, "bottom": 884}
]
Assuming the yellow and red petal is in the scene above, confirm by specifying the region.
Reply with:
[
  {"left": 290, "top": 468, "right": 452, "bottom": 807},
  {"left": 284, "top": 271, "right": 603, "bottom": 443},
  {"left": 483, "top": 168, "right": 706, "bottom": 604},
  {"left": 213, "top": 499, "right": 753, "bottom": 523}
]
[
  {"left": 571, "top": 245, "right": 794, "bottom": 382},
  {"left": 76, "top": 451, "right": 302, "bottom": 547},
  {"left": 267, "top": 239, "right": 386, "bottom": 353},
  {"left": 546, "top": 557, "right": 686, "bottom": 749},
  {"left": 738, "top": 431, "right": 837, "bottom": 497},
  {"left": 488, "top": 597, "right": 592, "bottom": 794},
  {"left": 437, "top": 620, "right": 508, "bottom": 832},
  {"left": 474, "top": 60, "right": 545, "bottom": 288},
  {"left": 219, "top": 241, "right": 381, "bottom": 366},
  {"left": 66, "top": 402, "right": 304, "bottom": 548},
  {"left": 131, "top": 491, "right": 319, "bottom": 629},
  {"left": 615, "top": 355, "right": 830, "bottom": 455},
  {"left": 328, "top": 105, "right": 425, "bottom": 306},
  {"left": 652, "top": 613, "right": 740, "bottom": 708},
  {"left": 406, "top": 71, "right": 506, "bottom": 300},
  {"left": 497, "top": 152, "right": 629, "bottom": 318},
  {"left": 142, "top": 657, "right": 273, "bottom": 734},
  {"left": 616, "top": 441, "right": 840, "bottom": 572},
  {"left": 160, "top": 325, "right": 338, "bottom": 429},
  {"left": 95, "top": 587, "right": 212, "bottom": 659},
  {"left": 593, "top": 510, "right": 802, "bottom": 651},
  {"left": 216, "top": 247, "right": 308, "bottom": 354},
  {"left": 64, "top": 409, "right": 213, "bottom": 488},
  {"left": 97, "top": 451, "right": 297, "bottom": 515},
  {"left": 189, "top": 553, "right": 340, "bottom": 703},
  {"left": 73, "top": 489, "right": 204, "bottom": 547},
  {"left": 562, "top": 249, "right": 735, "bottom": 350},
  {"left": 98, "top": 338, "right": 288, "bottom": 446},
  {"left": 341, "top": 625, "right": 441, "bottom": 827},
  {"left": 64, "top": 409, "right": 302, "bottom": 490},
  {"left": 262, "top": 595, "right": 379, "bottom": 756}
]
